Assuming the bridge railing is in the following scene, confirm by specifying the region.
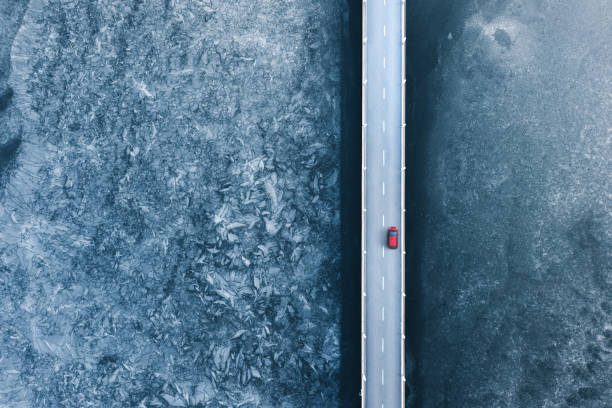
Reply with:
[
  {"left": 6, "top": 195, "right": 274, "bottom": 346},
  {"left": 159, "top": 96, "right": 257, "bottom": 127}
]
[
  {"left": 401, "top": 0, "right": 407, "bottom": 407},
  {"left": 360, "top": 0, "right": 367, "bottom": 407}
]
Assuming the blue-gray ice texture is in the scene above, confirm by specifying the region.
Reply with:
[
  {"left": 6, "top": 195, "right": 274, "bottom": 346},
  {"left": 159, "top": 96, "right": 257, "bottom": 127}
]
[
  {"left": 0, "top": 1, "right": 344, "bottom": 407},
  {"left": 408, "top": 0, "right": 611, "bottom": 407}
]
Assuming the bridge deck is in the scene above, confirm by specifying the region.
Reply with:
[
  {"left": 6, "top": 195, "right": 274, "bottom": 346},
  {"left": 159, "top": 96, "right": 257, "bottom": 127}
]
[{"left": 361, "top": 0, "right": 405, "bottom": 407}]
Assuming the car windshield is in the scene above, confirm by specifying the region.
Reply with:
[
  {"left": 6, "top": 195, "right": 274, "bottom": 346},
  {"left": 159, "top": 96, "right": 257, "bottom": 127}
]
[{"left": 390, "top": 231, "right": 397, "bottom": 236}]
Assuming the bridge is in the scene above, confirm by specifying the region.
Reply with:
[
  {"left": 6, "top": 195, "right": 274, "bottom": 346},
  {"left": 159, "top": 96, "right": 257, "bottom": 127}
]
[{"left": 361, "top": 0, "right": 406, "bottom": 407}]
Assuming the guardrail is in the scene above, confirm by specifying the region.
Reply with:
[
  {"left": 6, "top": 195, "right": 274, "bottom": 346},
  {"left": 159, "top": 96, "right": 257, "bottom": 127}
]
[
  {"left": 400, "top": 0, "right": 407, "bottom": 406},
  {"left": 360, "top": 0, "right": 367, "bottom": 406}
]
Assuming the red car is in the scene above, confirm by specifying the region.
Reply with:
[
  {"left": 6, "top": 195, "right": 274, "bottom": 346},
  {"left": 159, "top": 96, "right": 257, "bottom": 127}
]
[{"left": 387, "top": 227, "right": 398, "bottom": 249}]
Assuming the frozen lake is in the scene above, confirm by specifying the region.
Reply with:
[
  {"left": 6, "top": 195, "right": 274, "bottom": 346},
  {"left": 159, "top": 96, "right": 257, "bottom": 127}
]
[
  {"left": 0, "top": 1, "right": 345, "bottom": 407},
  {"left": 1, "top": 0, "right": 610, "bottom": 407},
  {"left": 405, "top": 0, "right": 611, "bottom": 406}
]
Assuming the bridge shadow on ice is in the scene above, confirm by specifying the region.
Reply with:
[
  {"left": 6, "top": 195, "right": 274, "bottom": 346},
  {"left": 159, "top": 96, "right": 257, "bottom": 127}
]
[{"left": 338, "top": 0, "right": 362, "bottom": 406}]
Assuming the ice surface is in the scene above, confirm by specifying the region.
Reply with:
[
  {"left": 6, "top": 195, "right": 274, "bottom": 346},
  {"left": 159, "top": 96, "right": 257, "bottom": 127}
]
[
  {"left": 406, "top": 0, "right": 611, "bottom": 406},
  {"left": 0, "top": 0, "right": 343, "bottom": 406}
]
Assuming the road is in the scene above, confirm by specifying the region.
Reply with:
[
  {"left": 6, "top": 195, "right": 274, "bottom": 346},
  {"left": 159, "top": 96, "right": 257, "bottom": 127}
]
[{"left": 361, "top": 0, "right": 405, "bottom": 407}]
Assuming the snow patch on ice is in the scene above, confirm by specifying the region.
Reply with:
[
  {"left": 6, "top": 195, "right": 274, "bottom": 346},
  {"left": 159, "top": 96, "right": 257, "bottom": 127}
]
[{"left": 466, "top": 14, "right": 535, "bottom": 72}]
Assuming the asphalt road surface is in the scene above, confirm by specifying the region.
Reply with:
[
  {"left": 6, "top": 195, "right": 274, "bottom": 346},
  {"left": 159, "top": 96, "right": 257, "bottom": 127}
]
[{"left": 362, "top": 0, "right": 405, "bottom": 407}]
